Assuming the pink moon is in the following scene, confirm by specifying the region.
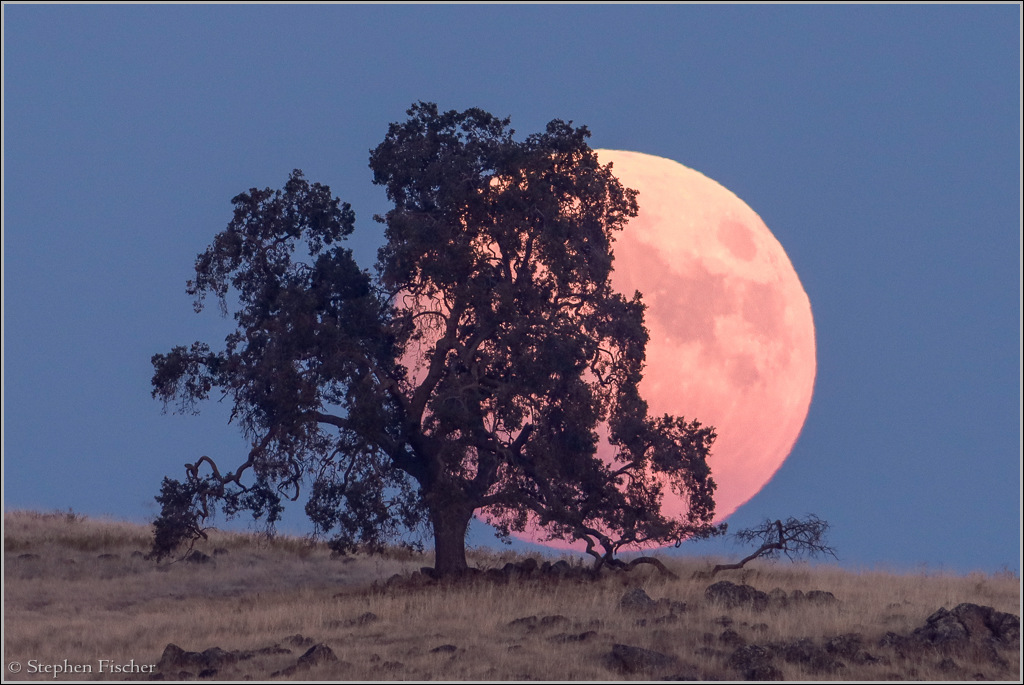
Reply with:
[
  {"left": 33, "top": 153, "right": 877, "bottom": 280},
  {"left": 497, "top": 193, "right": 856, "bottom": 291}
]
[
  {"left": 507, "top": 150, "right": 816, "bottom": 547},
  {"left": 598, "top": 149, "right": 816, "bottom": 526}
]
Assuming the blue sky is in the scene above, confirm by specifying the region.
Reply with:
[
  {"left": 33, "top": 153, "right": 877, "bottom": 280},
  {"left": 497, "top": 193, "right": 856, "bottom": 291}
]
[{"left": 4, "top": 4, "right": 1020, "bottom": 573}]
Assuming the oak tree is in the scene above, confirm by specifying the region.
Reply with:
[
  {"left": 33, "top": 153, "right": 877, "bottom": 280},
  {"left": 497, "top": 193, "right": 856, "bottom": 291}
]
[{"left": 150, "top": 103, "right": 722, "bottom": 575}]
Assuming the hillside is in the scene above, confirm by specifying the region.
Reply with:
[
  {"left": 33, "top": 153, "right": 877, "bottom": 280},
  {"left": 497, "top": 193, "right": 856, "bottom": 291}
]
[{"left": 3, "top": 510, "right": 1019, "bottom": 681}]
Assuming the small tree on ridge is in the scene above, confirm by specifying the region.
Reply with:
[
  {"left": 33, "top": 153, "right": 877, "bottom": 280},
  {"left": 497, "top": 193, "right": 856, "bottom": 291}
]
[{"left": 711, "top": 514, "right": 837, "bottom": 576}]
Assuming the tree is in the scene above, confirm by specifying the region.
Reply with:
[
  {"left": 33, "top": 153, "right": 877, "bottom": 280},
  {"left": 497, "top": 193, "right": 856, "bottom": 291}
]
[
  {"left": 711, "top": 514, "right": 837, "bottom": 576},
  {"left": 150, "top": 102, "right": 723, "bottom": 575}
]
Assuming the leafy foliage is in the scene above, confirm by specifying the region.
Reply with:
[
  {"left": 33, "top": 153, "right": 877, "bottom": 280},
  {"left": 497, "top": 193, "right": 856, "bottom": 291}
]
[
  {"left": 149, "top": 477, "right": 209, "bottom": 561},
  {"left": 150, "top": 103, "right": 723, "bottom": 572}
]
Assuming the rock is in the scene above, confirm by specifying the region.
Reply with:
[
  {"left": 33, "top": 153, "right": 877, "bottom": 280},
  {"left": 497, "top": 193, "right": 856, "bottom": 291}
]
[
  {"left": 157, "top": 644, "right": 203, "bottom": 672},
  {"left": 200, "top": 647, "right": 237, "bottom": 668},
  {"left": 284, "top": 634, "right": 315, "bottom": 648},
  {"left": 485, "top": 568, "right": 508, "bottom": 584},
  {"left": 909, "top": 603, "right": 1020, "bottom": 662},
  {"left": 549, "top": 631, "right": 597, "bottom": 643},
  {"left": 876, "top": 603, "right": 1020, "bottom": 668},
  {"left": 878, "top": 631, "right": 915, "bottom": 657},
  {"left": 297, "top": 644, "right": 338, "bottom": 669},
  {"left": 719, "top": 629, "right": 746, "bottom": 647},
  {"left": 607, "top": 643, "right": 679, "bottom": 674},
  {"left": 539, "top": 615, "right": 571, "bottom": 629},
  {"left": 767, "top": 588, "right": 789, "bottom": 607},
  {"left": 655, "top": 598, "right": 688, "bottom": 614},
  {"left": 770, "top": 638, "right": 844, "bottom": 673},
  {"left": 705, "top": 581, "right": 769, "bottom": 611},
  {"left": 728, "top": 645, "right": 782, "bottom": 681},
  {"left": 985, "top": 608, "right": 1020, "bottom": 646},
  {"left": 549, "top": 560, "right": 572, "bottom": 576},
  {"left": 507, "top": 616, "right": 539, "bottom": 631},
  {"left": 156, "top": 644, "right": 237, "bottom": 673},
  {"left": 255, "top": 645, "right": 292, "bottom": 656},
  {"left": 805, "top": 590, "right": 839, "bottom": 606},
  {"left": 184, "top": 550, "right": 215, "bottom": 566},
  {"left": 355, "top": 611, "right": 378, "bottom": 625},
  {"left": 948, "top": 603, "right": 1019, "bottom": 646},
  {"left": 518, "top": 558, "right": 539, "bottom": 574},
  {"left": 503, "top": 558, "right": 540, "bottom": 577},
  {"left": 826, "top": 633, "right": 877, "bottom": 664},
  {"left": 507, "top": 615, "right": 568, "bottom": 632},
  {"left": 745, "top": 663, "right": 784, "bottom": 680},
  {"left": 620, "top": 587, "right": 657, "bottom": 611},
  {"left": 156, "top": 644, "right": 192, "bottom": 672},
  {"left": 825, "top": 633, "right": 863, "bottom": 658}
]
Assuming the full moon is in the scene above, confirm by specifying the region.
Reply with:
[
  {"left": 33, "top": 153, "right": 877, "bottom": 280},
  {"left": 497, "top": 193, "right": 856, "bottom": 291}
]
[
  {"left": 504, "top": 150, "right": 816, "bottom": 548},
  {"left": 594, "top": 149, "right": 816, "bottom": 527}
]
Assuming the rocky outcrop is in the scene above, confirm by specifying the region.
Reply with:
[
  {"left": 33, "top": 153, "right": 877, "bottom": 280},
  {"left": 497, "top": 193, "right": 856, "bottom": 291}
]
[
  {"left": 723, "top": 634, "right": 882, "bottom": 679},
  {"left": 825, "top": 632, "right": 877, "bottom": 664},
  {"left": 506, "top": 614, "right": 572, "bottom": 632},
  {"left": 705, "top": 581, "right": 839, "bottom": 612},
  {"left": 156, "top": 644, "right": 241, "bottom": 679},
  {"left": 769, "top": 637, "right": 845, "bottom": 674},
  {"left": 183, "top": 550, "right": 215, "bottom": 566},
  {"left": 727, "top": 644, "right": 782, "bottom": 680},
  {"left": 297, "top": 644, "right": 338, "bottom": 668},
  {"left": 705, "top": 581, "right": 770, "bottom": 611},
  {"left": 620, "top": 587, "right": 657, "bottom": 611},
  {"left": 270, "top": 643, "right": 340, "bottom": 678},
  {"left": 606, "top": 643, "right": 679, "bottom": 674},
  {"left": 912, "top": 603, "right": 1019, "bottom": 647},
  {"left": 154, "top": 635, "right": 343, "bottom": 680}
]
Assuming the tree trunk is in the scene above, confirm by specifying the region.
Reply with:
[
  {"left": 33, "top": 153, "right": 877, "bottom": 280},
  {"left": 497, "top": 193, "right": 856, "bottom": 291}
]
[{"left": 430, "top": 502, "right": 474, "bottom": 576}]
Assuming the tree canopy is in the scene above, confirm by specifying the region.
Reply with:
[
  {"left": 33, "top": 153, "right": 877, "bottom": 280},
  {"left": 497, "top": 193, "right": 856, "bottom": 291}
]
[{"left": 150, "top": 102, "right": 723, "bottom": 574}]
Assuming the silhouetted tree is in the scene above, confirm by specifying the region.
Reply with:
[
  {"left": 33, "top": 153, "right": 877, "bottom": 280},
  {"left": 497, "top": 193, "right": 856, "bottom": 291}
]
[
  {"left": 711, "top": 514, "right": 837, "bottom": 575},
  {"left": 150, "top": 102, "right": 723, "bottom": 575}
]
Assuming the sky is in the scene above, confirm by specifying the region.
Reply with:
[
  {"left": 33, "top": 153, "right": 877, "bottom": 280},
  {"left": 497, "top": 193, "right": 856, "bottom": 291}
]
[{"left": 3, "top": 4, "right": 1020, "bottom": 574}]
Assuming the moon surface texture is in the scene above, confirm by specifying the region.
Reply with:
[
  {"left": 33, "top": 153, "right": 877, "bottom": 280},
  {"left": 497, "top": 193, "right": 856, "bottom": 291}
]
[{"left": 591, "top": 149, "right": 817, "bottom": 529}]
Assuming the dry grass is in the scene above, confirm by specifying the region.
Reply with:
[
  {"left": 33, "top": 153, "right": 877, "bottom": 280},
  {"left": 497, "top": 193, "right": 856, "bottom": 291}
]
[{"left": 3, "top": 510, "right": 1020, "bottom": 681}]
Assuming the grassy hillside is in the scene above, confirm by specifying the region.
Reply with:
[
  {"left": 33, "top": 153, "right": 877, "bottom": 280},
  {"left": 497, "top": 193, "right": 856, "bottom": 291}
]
[{"left": 3, "top": 510, "right": 1019, "bottom": 681}]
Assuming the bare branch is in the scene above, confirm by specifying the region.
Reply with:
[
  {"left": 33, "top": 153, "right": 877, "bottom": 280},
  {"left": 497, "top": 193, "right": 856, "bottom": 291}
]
[{"left": 712, "top": 514, "right": 837, "bottom": 576}]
